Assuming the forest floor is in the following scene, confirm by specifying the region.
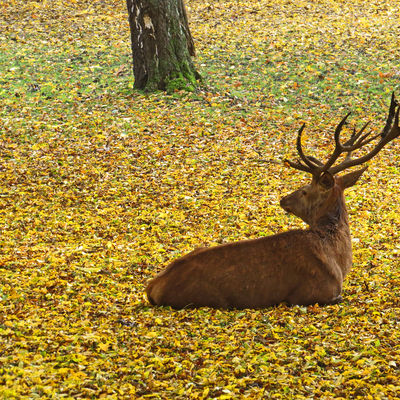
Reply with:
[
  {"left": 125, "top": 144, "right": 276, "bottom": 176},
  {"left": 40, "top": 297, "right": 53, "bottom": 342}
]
[{"left": 1, "top": 0, "right": 400, "bottom": 398}]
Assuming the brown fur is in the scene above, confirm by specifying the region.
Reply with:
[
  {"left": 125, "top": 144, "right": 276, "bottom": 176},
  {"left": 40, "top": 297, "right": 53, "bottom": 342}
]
[{"left": 146, "top": 169, "right": 366, "bottom": 309}]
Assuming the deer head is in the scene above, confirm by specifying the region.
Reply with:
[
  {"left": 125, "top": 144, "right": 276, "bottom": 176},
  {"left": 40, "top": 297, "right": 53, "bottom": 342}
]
[{"left": 280, "top": 93, "right": 400, "bottom": 227}]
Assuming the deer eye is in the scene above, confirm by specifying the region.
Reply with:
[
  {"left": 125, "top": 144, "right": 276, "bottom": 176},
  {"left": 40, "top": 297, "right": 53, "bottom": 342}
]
[{"left": 301, "top": 190, "right": 307, "bottom": 196}]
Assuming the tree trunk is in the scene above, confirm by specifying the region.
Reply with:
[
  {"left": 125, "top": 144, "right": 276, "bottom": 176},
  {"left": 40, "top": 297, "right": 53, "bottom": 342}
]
[{"left": 126, "top": 0, "right": 200, "bottom": 92}]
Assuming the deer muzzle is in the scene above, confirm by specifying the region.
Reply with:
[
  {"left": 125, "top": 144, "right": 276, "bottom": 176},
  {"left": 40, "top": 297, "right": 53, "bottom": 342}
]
[{"left": 279, "top": 196, "right": 292, "bottom": 213}]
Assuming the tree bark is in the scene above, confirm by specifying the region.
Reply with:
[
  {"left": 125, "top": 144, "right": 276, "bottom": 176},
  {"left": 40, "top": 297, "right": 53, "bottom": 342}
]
[{"left": 126, "top": 0, "right": 200, "bottom": 92}]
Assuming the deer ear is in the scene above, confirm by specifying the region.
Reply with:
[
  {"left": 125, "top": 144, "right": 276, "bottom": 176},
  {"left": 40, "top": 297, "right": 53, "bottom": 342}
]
[
  {"left": 337, "top": 166, "right": 368, "bottom": 189},
  {"left": 318, "top": 172, "right": 335, "bottom": 189}
]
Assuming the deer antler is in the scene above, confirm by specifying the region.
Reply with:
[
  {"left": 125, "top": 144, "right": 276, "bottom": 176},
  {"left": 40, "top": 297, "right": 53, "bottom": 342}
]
[
  {"left": 284, "top": 124, "right": 324, "bottom": 176},
  {"left": 286, "top": 92, "right": 400, "bottom": 178}
]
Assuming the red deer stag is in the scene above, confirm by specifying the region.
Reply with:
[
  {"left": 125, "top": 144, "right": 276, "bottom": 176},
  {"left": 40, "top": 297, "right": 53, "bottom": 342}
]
[{"left": 146, "top": 93, "right": 400, "bottom": 309}]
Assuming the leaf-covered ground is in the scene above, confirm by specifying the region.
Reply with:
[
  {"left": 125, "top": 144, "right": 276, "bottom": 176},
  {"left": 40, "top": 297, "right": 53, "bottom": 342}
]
[{"left": 1, "top": 0, "right": 400, "bottom": 398}]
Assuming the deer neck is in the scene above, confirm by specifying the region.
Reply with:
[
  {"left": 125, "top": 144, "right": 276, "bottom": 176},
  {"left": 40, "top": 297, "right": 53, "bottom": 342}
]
[
  {"left": 310, "top": 188, "right": 353, "bottom": 277},
  {"left": 311, "top": 188, "right": 350, "bottom": 236}
]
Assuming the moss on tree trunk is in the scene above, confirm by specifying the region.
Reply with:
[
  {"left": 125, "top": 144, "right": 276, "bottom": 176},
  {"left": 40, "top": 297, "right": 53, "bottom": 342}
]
[{"left": 126, "top": 0, "right": 200, "bottom": 92}]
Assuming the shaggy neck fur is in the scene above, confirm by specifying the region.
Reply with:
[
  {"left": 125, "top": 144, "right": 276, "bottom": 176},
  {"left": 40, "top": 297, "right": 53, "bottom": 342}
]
[{"left": 313, "top": 186, "right": 349, "bottom": 235}]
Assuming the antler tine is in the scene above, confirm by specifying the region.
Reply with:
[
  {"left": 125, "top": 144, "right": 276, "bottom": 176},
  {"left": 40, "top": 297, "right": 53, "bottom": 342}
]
[
  {"left": 344, "top": 121, "right": 371, "bottom": 147},
  {"left": 342, "top": 124, "right": 358, "bottom": 162},
  {"left": 329, "top": 93, "right": 400, "bottom": 175},
  {"left": 284, "top": 123, "right": 324, "bottom": 175},
  {"left": 380, "top": 91, "right": 397, "bottom": 138},
  {"left": 306, "top": 155, "right": 324, "bottom": 166},
  {"left": 284, "top": 158, "right": 315, "bottom": 173},
  {"left": 296, "top": 123, "right": 323, "bottom": 170},
  {"left": 353, "top": 131, "right": 381, "bottom": 148},
  {"left": 319, "top": 112, "right": 351, "bottom": 174}
]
